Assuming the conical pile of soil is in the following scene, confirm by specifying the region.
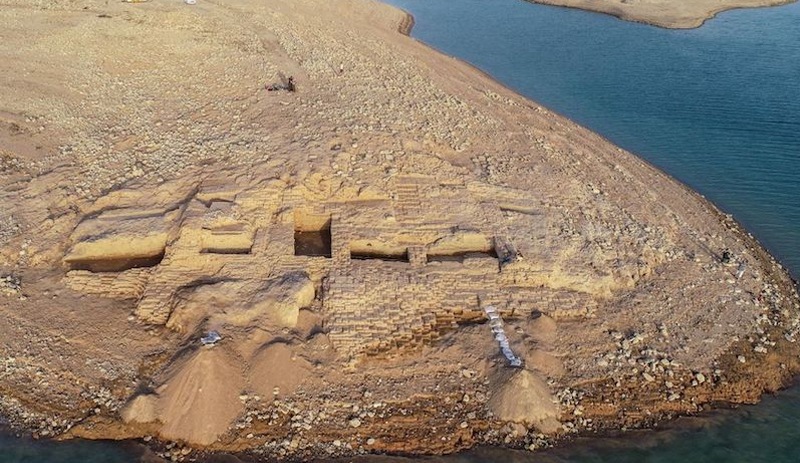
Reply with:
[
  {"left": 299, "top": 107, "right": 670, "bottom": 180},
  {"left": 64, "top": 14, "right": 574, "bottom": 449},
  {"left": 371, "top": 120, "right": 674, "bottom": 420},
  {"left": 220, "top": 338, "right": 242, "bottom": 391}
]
[{"left": 156, "top": 347, "right": 245, "bottom": 445}]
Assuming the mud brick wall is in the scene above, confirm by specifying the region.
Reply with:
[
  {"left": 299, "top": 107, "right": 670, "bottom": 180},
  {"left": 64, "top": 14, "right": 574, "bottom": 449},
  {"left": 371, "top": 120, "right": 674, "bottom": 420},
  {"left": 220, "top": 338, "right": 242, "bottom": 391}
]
[{"left": 64, "top": 269, "right": 151, "bottom": 300}]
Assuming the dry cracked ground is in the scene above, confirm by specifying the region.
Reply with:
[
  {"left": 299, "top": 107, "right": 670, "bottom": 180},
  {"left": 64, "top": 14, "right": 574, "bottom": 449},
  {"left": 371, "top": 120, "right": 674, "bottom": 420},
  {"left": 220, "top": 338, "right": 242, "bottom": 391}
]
[{"left": 1, "top": 0, "right": 799, "bottom": 461}]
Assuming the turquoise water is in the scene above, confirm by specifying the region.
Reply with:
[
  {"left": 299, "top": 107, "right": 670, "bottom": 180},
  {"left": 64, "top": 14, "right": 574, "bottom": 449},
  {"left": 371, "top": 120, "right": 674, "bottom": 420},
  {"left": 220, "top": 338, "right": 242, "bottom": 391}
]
[{"left": 2, "top": 0, "right": 799, "bottom": 461}]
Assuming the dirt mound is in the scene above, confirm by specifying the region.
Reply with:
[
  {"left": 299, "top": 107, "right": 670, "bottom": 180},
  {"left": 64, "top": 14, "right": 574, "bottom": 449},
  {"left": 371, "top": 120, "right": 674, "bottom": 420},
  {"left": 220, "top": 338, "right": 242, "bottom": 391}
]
[
  {"left": 120, "top": 393, "right": 159, "bottom": 424},
  {"left": 249, "top": 342, "right": 312, "bottom": 398},
  {"left": 526, "top": 350, "right": 566, "bottom": 378},
  {"left": 526, "top": 314, "right": 558, "bottom": 345},
  {"left": 489, "top": 369, "right": 561, "bottom": 434},
  {"left": 156, "top": 347, "right": 245, "bottom": 446}
]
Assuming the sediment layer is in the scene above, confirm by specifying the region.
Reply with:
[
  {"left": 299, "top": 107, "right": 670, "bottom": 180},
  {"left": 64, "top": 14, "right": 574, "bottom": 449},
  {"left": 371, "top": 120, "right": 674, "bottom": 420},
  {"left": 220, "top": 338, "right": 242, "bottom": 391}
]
[{"left": 0, "top": 0, "right": 798, "bottom": 461}]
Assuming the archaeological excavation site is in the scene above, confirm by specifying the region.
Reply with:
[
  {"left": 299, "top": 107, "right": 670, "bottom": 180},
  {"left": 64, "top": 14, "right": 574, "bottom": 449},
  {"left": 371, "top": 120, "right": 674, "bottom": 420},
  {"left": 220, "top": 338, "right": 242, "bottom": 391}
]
[
  {"left": 59, "top": 169, "right": 604, "bottom": 445},
  {"left": 1, "top": 0, "right": 799, "bottom": 460}
]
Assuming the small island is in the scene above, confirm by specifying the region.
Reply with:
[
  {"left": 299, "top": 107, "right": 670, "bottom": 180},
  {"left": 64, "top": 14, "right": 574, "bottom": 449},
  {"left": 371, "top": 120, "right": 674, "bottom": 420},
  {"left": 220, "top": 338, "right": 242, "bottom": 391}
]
[{"left": 0, "top": 0, "right": 798, "bottom": 461}]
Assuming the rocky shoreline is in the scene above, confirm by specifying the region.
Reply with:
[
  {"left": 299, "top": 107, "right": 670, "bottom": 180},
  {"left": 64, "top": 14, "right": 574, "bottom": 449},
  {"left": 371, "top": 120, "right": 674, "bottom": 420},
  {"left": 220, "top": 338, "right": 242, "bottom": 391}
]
[{"left": 1, "top": 0, "right": 799, "bottom": 461}]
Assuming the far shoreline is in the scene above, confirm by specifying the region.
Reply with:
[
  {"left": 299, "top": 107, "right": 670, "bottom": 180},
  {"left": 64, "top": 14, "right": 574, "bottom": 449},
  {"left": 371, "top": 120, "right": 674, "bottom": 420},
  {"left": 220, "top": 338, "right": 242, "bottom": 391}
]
[{"left": 524, "top": 0, "right": 798, "bottom": 29}]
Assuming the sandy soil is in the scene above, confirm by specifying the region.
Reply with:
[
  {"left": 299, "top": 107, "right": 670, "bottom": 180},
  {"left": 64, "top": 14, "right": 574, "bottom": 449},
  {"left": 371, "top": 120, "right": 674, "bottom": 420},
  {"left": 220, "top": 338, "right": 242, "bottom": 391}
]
[
  {"left": 527, "top": 0, "right": 796, "bottom": 29},
  {"left": 1, "top": 0, "right": 799, "bottom": 461}
]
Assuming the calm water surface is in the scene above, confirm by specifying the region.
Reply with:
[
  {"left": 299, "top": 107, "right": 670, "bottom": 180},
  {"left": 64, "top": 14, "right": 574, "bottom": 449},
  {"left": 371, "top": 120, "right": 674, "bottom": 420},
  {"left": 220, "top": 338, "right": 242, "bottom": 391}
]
[
  {"left": 0, "top": 431, "right": 144, "bottom": 462},
  {"left": 2, "top": 0, "right": 799, "bottom": 461}
]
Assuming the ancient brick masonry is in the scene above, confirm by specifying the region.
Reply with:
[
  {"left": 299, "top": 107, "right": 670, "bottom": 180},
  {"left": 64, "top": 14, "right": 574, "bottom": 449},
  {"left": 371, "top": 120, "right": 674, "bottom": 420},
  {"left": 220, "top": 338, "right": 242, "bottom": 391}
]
[{"left": 62, "top": 172, "right": 600, "bottom": 358}]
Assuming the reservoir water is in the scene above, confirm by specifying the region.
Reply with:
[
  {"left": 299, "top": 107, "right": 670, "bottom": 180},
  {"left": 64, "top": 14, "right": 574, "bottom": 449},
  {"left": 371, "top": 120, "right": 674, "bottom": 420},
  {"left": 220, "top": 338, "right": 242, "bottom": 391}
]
[
  {"left": 0, "top": 431, "right": 145, "bottom": 462},
  {"left": 2, "top": 0, "right": 799, "bottom": 461}
]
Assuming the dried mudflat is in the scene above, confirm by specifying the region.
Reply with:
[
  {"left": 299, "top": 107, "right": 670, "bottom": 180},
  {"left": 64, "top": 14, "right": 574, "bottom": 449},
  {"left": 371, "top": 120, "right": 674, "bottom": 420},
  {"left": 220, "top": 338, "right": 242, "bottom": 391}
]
[
  {"left": 0, "top": 0, "right": 799, "bottom": 461},
  {"left": 526, "top": 0, "right": 796, "bottom": 28}
]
